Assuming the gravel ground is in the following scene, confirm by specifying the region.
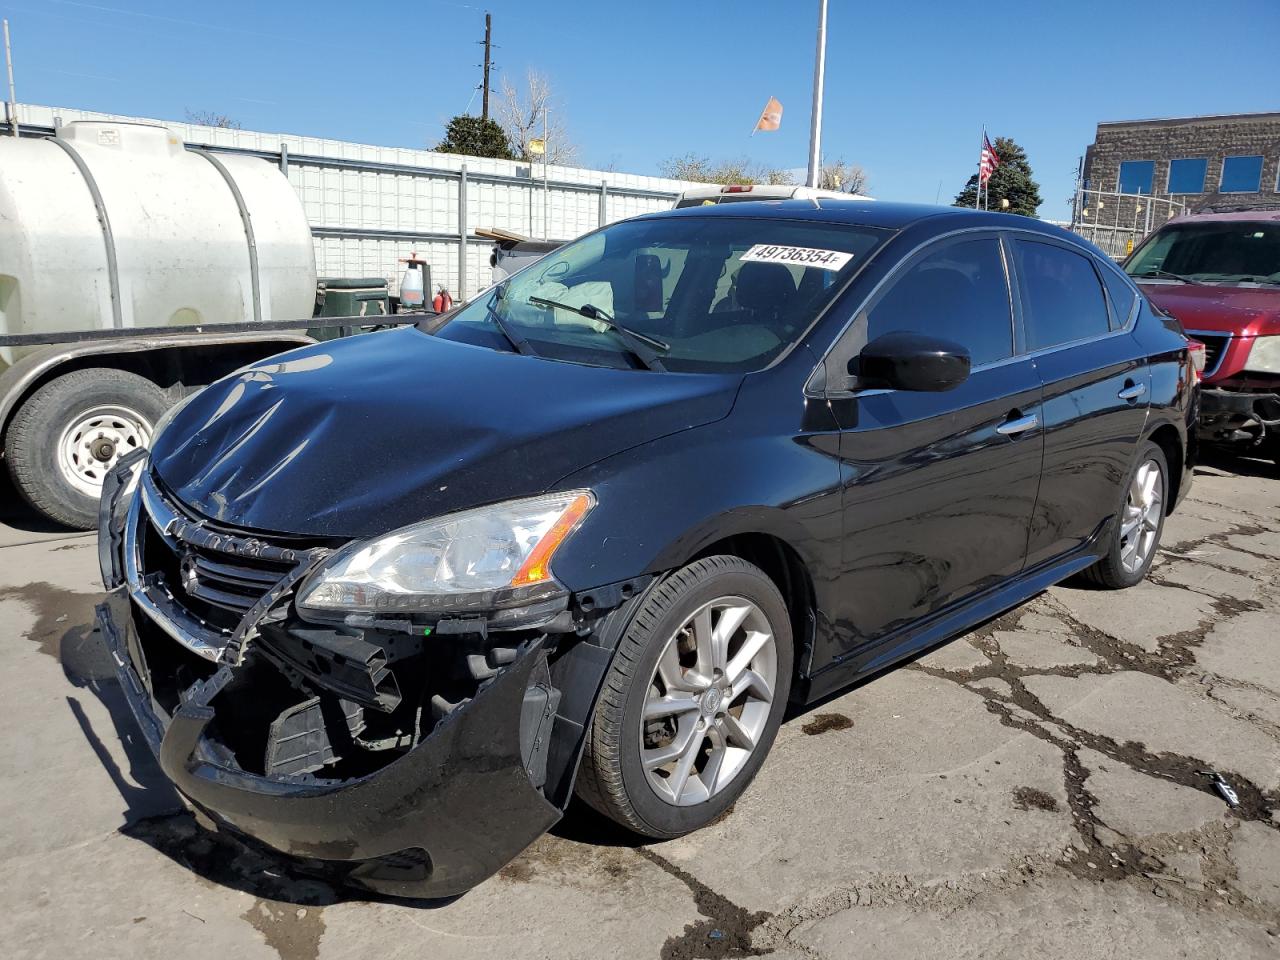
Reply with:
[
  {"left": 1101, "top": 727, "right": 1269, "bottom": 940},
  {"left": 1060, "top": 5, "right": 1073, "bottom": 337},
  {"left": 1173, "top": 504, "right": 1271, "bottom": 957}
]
[{"left": 2, "top": 455, "right": 1278, "bottom": 960}]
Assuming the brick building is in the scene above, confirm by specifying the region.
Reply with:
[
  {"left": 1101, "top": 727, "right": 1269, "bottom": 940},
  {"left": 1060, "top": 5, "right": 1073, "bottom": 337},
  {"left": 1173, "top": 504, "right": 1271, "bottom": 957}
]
[{"left": 1082, "top": 111, "right": 1280, "bottom": 212}]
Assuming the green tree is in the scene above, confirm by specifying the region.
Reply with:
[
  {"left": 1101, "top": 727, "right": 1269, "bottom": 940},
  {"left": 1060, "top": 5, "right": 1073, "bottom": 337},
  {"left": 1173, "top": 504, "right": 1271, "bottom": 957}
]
[
  {"left": 953, "top": 136, "right": 1041, "bottom": 216},
  {"left": 435, "top": 115, "right": 515, "bottom": 160}
]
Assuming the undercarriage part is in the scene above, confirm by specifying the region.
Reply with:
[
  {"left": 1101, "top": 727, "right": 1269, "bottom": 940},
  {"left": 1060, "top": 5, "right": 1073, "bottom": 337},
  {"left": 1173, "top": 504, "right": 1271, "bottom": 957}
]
[{"left": 264, "top": 697, "right": 365, "bottom": 777}]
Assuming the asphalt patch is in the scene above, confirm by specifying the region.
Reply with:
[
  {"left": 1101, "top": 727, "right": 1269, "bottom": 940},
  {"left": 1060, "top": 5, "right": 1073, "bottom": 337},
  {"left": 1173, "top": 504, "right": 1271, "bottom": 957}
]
[
  {"left": 801, "top": 713, "right": 853, "bottom": 736},
  {"left": 636, "top": 847, "right": 771, "bottom": 959},
  {"left": 1013, "top": 786, "right": 1059, "bottom": 812}
]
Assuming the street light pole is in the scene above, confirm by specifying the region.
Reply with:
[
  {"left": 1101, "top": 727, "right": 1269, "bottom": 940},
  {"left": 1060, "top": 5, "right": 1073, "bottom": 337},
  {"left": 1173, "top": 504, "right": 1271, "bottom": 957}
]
[
  {"left": 542, "top": 107, "right": 549, "bottom": 240},
  {"left": 805, "top": 0, "right": 827, "bottom": 188},
  {"left": 3, "top": 20, "right": 17, "bottom": 138}
]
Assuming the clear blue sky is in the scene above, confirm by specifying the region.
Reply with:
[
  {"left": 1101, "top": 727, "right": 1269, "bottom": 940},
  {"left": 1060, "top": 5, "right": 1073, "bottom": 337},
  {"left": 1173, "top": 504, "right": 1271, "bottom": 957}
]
[{"left": 6, "top": 0, "right": 1279, "bottom": 220}]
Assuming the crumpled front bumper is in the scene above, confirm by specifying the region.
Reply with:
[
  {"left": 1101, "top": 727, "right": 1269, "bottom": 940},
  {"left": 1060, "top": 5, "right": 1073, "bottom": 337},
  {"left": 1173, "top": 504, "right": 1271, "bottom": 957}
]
[
  {"left": 95, "top": 458, "right": 564, "bottom": 899},
  {"left": 97, "top": 591, "right": 561, "bottom": 898}
]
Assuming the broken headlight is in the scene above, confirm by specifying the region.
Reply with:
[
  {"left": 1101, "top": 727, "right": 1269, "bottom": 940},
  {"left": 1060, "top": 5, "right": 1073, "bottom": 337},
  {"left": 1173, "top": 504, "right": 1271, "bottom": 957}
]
[{"left": 295, "top": 490, "right": 595, "bottom": 620}]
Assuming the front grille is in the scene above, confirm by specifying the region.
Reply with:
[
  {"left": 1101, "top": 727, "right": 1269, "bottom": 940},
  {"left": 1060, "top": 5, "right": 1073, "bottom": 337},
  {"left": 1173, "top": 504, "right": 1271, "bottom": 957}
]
[
  {"left": 1188, "top": 331, "right": 1230, "bottom": 377},
  {"left": 137, "top": 474, "right": 326, "bottom": 637}
]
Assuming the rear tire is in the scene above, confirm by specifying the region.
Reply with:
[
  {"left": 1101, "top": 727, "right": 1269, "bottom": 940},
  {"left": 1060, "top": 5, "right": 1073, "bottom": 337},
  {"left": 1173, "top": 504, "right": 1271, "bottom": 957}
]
[
  {"left": 1080, "top": 441, "right": 1168, "bottom": 589},
  {"left": 575, "top": 556, "right": 793, "bottom": 839},
  {"left": 4, "top": 368, "right": 167, "bottom": 529}
]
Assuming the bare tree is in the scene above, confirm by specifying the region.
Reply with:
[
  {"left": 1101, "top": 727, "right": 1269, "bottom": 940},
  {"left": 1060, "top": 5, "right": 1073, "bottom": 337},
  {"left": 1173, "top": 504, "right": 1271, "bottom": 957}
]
[
  {"left": 661, "top": 153, "right": 795, "bottom": 186},
  {"left": 497, "top": 70, "right": 578, "bottom": 165},
  {"left": 818, "top": 158, "right": 869, "bottom": 194},
  {"left": 185, "top": 109, "right": 242, "bottom": 129}
]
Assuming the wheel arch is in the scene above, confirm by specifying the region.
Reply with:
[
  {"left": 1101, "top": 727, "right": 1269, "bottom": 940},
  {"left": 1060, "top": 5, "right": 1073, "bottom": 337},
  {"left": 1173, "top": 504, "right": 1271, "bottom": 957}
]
[
  {"left": 642, "top": 506, "right": 822, "bottom": 687},
  {"left": 1146, "top": 421, "right": 1184, "bottom": 515}
]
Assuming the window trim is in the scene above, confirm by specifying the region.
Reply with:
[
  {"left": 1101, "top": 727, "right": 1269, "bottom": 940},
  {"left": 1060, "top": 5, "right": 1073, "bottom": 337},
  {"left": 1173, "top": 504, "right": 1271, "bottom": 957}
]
[
  {"left": 1219, "top": 155, "right": 1265, "bottom": 194},
  {"left": 1007, "top": 234, "right": 1133, "bottom": 357},
  {"left": 809, "top": 226, "right": 1139, "bottom": 397},
  {"left": 1165, "top": 157, "right": 1208, "bottom": 195},
  {"left": 1116, "top": 159, "right": 1156, "bottom": 196}
]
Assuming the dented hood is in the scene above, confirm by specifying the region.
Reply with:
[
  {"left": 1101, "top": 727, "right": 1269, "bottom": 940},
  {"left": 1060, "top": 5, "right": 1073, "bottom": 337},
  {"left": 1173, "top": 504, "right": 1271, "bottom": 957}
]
[{"left": 150, "top": 327, "right": 740, "bottom": 538}]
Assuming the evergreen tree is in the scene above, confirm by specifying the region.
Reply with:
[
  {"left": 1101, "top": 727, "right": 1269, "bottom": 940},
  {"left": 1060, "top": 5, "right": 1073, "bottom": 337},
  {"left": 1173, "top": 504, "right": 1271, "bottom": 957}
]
[
  {"left": 435, "top": 116, "right": 515, "bottom": 160},
  {"left": 953, "top": 136, "right": 1042, "bottom": 216}
]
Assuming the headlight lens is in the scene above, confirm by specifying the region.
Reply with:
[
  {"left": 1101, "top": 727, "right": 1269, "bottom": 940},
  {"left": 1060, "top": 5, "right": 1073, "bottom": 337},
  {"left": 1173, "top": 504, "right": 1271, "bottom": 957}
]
[
  {"left": 1244, "top": 335, "right": 1280, "bottom": 374},
  {"left": 296, "top": 490, "right": 595, "bottom": 616}
]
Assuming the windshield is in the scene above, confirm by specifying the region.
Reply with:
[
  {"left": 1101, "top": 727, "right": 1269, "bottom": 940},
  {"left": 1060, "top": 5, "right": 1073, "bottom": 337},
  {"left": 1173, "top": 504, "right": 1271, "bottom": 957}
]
[
  {"left": 431, "top": 217, "right": 888, "bottom": 372},
  {"left": 1126, "top": 221, "right": 1280, "bottom": 285}
]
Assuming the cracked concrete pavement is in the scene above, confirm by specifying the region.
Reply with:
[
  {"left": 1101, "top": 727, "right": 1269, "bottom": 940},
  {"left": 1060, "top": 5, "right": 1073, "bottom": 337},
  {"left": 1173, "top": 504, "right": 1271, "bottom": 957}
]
[{"left": 2, "top": 456, "right": 1279, "bottom": 960}]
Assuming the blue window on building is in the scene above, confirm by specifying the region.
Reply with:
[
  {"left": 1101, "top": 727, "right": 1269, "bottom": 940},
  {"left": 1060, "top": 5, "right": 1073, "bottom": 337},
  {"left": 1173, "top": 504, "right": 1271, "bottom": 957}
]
[
  {"left": 1117, "top": 160, "right": 1155, "bottom": 195},
  {"left": 1167, "top": 158, "right": 1207, "bottom": 194},
  {"left": 1220, "top": 156, "right": 1263, "bottom": 193}
]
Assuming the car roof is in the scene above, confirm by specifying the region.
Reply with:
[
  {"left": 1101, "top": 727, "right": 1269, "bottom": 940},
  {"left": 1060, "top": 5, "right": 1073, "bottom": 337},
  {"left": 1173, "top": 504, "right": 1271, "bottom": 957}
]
[{"left": 641, "top": 197, "right": 1076, "bottom": 239}]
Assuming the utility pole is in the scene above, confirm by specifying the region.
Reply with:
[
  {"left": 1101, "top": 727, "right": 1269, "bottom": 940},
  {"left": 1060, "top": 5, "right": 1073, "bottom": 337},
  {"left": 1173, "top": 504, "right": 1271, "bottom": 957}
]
[
  {"left": 481, "top": 12, "right": 492, "bottom": 120},
  {"left": 805, "top": 0, "right": 828, "bottom": 188},
  {"left": 3, "top": 19, "right": 17, "bottom": 137}
]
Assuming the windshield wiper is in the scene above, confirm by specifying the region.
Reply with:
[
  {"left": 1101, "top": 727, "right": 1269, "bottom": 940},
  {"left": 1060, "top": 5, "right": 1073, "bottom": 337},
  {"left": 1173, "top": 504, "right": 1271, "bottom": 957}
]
[
  {"left": 484, "top": 290, "right": 538, "bottom": 356},
  {"left": 1136, "top": 268, "right": 1205, "bottom": 286},
  {"left": 527, "top": 296, "right": 669, "bottom": 371}
]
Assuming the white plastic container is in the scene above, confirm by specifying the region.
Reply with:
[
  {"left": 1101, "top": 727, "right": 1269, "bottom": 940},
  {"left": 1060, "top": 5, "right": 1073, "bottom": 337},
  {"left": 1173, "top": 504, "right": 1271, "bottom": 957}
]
[{"left": 0, "top": 120, "right": 316, "bottom": 368}]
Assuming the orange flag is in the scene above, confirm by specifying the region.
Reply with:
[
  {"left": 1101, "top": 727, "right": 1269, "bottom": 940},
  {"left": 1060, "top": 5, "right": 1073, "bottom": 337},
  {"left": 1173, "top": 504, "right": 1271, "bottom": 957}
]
[{"left": 752, "top": 96, "right": 783, "bottom": 134}]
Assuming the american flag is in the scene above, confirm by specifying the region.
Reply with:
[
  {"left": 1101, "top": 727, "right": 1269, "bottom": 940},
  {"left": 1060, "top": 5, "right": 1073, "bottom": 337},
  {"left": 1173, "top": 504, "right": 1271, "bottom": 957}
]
[{"left": 979, "top": 135, "right": 1001, "bottom": 183}]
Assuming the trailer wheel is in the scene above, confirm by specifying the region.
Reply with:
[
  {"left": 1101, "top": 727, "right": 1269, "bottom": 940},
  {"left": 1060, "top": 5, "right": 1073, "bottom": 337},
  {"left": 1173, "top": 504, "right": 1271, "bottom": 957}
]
[{"left": 5, "top": 368, "right": 168, "bottom": 529}]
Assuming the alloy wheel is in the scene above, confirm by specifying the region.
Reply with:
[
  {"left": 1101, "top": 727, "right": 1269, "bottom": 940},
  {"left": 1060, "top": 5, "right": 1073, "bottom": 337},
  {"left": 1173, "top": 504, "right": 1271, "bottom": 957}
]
[
  {"left": 639, "top": 597, "right": 778, "bottom": 807},
  {"left": 1119, "top": 458, "right": 1163, "bottom": 574}
]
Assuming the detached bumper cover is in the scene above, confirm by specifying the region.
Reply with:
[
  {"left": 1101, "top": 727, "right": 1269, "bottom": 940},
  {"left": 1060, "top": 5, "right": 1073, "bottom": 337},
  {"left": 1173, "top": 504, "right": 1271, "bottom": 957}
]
[
  {"left": 1198, "top": 387, "right": 1280, "bottom": 443},
  {"left": 97, "top": 587, "right": 561, "bottom": 899}
]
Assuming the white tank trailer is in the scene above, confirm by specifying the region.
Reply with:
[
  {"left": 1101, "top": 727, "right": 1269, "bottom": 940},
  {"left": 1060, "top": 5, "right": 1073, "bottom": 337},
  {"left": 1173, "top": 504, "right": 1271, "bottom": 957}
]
[{"left": 0, "top": 120, "right": 319, "bottom": 528}]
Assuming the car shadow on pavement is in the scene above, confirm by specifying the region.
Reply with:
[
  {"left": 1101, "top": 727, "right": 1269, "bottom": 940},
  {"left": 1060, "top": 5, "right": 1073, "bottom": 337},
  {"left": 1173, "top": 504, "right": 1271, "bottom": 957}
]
[
  {"left": 57, "top": 617, "right": 460, "bottom": 909},
  {"left": 1197, "top": 448, "right": 1277, "bottom": 479}
]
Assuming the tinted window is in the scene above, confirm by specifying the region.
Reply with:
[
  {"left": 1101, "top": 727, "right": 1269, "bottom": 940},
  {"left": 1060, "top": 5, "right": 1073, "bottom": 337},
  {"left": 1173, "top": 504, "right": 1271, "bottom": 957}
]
[
  {"left": 1014, "top": 241, "right": 1110, "bottom": 350},
  {"left": 1167, "top": 158, "right": 1207, "bottom": 194},
  {"left": 1220, "top": 156, "right": 1263, "bottom": 193},
  {"left": 1118, "top": 160, "right": 1154, "bottom": 195},
  {"left": 867, "top": 238, "right": 1012, "bottom": 366},
  {"left": 1100, "top": 265, "right": 1137, "bottom": 329}
]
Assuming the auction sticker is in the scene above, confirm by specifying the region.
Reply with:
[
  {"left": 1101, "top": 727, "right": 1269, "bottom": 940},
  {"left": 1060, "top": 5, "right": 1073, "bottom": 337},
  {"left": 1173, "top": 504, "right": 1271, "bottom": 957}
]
[{"left": 740, "top": 244, "right": 854, "bottom": 271}]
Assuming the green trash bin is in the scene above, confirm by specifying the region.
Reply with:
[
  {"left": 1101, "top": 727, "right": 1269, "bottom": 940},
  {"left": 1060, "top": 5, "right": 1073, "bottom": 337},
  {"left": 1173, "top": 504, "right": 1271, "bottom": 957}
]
[{"left": 311, "top": 277, "right": 390, "bottom": 340}]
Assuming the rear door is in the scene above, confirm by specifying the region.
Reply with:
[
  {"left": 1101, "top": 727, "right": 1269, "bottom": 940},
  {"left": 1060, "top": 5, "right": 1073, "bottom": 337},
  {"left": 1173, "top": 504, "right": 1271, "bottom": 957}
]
[
  {"left": 820, "top": 233, "right": 1043, "bottom": 664},
  {"left": 1010, "top": 237, "right": 1151, "bottom": 569}
]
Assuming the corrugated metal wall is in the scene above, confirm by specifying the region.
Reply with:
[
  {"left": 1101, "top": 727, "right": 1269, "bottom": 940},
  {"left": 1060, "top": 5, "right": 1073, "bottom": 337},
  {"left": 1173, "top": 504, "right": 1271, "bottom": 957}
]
[{"left": 15, "top": 103, "right": 695, "bottom": 302}]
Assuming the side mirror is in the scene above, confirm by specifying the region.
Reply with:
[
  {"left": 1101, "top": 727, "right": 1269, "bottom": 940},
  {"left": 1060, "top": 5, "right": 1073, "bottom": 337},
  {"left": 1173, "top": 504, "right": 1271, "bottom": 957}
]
[
  {"left": 850, "top": 331, "right": 971, "bottom": 392},
  {"left": 634, "top": 254, "right": 664, "bottom": 313}
]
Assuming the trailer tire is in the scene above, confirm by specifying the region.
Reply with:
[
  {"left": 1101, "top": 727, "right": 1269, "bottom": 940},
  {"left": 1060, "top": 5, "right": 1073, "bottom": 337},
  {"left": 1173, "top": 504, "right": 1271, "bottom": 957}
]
[{"left": 5, "top": 368, "right": 168, "bottom": 529}]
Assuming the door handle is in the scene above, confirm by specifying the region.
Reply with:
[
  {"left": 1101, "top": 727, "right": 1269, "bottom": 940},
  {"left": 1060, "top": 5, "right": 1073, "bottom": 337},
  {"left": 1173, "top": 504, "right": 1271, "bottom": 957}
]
[
  {"left": 1118, "top": 382, "right": 1147, "bottom": 401},
  {"left": 996, "top": 413, "right": 1039, "bottom": 436}
]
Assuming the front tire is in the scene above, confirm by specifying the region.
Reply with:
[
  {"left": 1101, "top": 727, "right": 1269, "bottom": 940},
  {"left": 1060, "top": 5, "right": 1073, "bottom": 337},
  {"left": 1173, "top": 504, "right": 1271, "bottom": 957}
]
[
  {"left": 576, "top": 556, "right": 793, "bottom": 838},
  {"left": 4, "top": 368, "right": 167, "bottom": 529},
  {"left": 1081, "top": 441, "right": 1168, "bottom": 589}
]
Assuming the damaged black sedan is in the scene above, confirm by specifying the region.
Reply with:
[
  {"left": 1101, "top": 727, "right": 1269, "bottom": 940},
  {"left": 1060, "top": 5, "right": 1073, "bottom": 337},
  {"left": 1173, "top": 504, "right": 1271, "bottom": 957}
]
[{"left": 97, "top": 200, "right": 1196, "bottom": 898}]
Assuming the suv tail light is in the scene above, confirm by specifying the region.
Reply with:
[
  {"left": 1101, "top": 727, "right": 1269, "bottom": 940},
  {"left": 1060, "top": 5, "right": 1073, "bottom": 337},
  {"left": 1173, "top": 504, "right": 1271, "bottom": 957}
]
[
  {"left": 1186, "top": 338, "right": 1206, "bottom": 380},
  {"left": 721, "top": 185, "right": 753, "bottom": 194}
]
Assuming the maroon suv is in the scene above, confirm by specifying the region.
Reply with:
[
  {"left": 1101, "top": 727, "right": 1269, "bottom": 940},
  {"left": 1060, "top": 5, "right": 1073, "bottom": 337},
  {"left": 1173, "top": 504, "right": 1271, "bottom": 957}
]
[{"left": 1124, "top": 210, "right": 1280, "bottom": 462}]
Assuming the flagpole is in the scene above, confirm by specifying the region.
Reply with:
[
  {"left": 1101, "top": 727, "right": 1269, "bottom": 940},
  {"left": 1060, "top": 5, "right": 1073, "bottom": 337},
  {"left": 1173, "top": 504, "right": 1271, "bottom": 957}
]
[
  {"left": 805, "top": 0, "right": 828, "bottom": 188},
  {"left": 974, "top": 125, "right": 984, "bottom": 209}
]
